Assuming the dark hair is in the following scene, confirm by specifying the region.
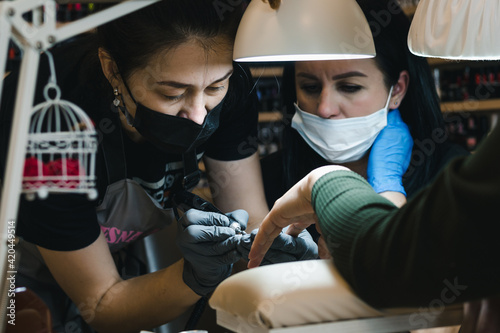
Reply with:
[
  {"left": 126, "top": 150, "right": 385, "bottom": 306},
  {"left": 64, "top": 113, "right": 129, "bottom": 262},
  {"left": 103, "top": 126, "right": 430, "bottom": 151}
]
[
  {"left": 97, "top": 0, "right": 245, "bottom": 81},
  {"left": 81, "top": 0, "right": 246, "bottom": 96},
  {"left": 279, "top": 0, "right": 448, "bottom": 197}
]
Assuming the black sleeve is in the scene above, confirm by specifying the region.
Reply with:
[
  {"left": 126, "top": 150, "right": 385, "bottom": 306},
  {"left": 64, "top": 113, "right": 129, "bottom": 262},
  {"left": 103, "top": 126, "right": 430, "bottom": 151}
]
[
  {"left": 1, "top": 45, "right": 101, "bottom": 252},
  {"left": 16, "top": 195, "right": 101, "bottom": 251},
  {"left": 203, "top": 63, "right": 259, "bottom": 161}
]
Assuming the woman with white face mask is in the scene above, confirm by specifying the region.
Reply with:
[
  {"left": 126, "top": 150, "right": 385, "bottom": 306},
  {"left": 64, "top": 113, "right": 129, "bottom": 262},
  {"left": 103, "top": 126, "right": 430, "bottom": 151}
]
[
  {"left": 291, "top": 60, "right": 403, "bottom": 197},
  {"left": 260, "top": 0, "right": 470, "bottom": 248}
]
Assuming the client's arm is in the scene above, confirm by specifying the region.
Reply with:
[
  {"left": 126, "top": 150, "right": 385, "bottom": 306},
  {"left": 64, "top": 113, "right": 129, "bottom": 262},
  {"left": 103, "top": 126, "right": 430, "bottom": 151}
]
[
  {"left": 250, "top": 124, "right": 500, "bottom": 311},
  {"left": 314, "top": 123, "right": 500, "bottom": 309}
]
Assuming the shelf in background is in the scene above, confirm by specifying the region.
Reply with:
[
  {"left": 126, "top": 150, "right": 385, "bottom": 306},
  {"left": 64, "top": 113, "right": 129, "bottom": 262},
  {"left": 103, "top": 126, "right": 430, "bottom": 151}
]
[
  {"left": 402, "top": 5, "right": 417, "bottom": 17},
  {"left": 250, "top": 67, "right": 283, "bottom": 79},
  {"left": 258, "top": 111, "right": 283, "bottom": 122},
  {"left": 428, "top": 58, "right": 464, "bottom": 67},
  {"left": 428, "top": 58, "right": 500, "bottom": 68},
  {"left": 441, "top": 99, "right": 500, "bottom": 113}
]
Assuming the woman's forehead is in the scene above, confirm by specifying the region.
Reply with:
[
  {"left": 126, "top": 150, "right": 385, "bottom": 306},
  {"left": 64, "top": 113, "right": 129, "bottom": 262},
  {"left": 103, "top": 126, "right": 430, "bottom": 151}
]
[
  {"left": 154, "top": 38, "right": 232, "bottom": 65},
  {"left": 295, "top": 58, "right": 381, "bottom": 78},
  {"left": 135, "top": 40, "right": 233, "bottom": 84}
]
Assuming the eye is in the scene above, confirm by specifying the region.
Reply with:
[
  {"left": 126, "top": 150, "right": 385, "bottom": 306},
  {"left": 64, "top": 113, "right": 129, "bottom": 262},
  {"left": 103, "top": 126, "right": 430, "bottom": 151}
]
[
  {"left": 206, "top": 85, "right": 226, "bottom": 94},
  {"left": 162, "top": 94, "right": 183, "bottom": 101},
  {"left": 338, "top": 84, "right": 362, "bottom": 94},
  {"left": 299, "top": 82, "right": 321, "bottom": 95}
]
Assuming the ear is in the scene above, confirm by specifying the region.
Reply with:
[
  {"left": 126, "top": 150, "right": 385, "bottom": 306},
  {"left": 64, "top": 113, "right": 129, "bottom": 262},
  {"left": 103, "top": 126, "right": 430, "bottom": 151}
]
[
  {"left": 390, "top": 70, "right": 409, "bottom": 109},
  {"left": 98, "top": 48, "right": 122, "bottom": 89}
]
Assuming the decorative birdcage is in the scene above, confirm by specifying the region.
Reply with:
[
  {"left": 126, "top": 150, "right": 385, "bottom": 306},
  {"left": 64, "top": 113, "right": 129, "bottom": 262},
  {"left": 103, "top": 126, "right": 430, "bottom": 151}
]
[{"left": 22, "top": 51, "right": 98, "bottom": 201}]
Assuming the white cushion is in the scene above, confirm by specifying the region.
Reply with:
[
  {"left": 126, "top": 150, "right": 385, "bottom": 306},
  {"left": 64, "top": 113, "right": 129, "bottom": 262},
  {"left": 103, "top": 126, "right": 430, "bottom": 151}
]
[
  {"left": 209, "top": 259, "right": 385, "bottom": 328},
  {"left": 209, "top": 259, "right": 463, "bottom": 331}
]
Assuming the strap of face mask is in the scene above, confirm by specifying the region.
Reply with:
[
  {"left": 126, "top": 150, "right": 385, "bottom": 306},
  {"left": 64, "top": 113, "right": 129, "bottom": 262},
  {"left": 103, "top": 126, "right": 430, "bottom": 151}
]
[
  {"left": 122, "top": 78, "right": 138, "bottom": 105},
  {"left": 113, "top": 77, "right": 138, "bottom": 126}
]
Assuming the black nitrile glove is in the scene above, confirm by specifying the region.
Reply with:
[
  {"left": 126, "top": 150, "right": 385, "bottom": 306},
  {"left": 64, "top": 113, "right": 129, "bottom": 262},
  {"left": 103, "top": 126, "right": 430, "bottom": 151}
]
[
  {"left": 177, "top": 209, "right": 248, "bottom": 296},
  {"left": 237, "top": 227, "right": 318, "bottom": 266}
]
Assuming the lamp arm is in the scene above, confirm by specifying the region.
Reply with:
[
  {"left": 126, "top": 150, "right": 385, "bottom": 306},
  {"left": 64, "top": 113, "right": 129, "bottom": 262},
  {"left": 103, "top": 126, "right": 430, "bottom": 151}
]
[
  {"left": 0, "top": 46, "right": 41, "bottom": 333},
  {"left": 0, "top": 1, "right": 160, "bottom": 331},
  {"left": 0, "top": 6, "right": 12, "bottom": 109}
]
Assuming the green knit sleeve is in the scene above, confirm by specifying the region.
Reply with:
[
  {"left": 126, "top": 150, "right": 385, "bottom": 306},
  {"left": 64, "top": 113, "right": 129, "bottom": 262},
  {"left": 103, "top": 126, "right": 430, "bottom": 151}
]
[
  {"left": 311, "top": 170, "right": 398, "bottom": 290},
  {"left": 310, "top": 121, "right": 500, "bottom": 308}
]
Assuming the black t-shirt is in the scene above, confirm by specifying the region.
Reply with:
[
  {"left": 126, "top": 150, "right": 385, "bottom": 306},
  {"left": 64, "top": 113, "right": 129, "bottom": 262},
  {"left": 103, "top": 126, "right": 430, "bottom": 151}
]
[{"left": 1, "top": 36, "right": 258, "bottom": 251}]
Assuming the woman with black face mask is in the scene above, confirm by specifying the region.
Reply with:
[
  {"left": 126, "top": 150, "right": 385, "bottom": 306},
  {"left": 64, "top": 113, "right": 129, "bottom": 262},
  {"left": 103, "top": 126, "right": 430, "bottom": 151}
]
[{"left": 0, "top": 1, "right": 275, "bottom": 332}]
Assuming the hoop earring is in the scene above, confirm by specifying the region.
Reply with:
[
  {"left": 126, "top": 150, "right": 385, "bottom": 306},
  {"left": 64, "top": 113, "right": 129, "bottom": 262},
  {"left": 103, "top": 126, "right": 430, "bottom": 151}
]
[{"left": 113, "top": 88, "right": 120, "bottom": 107}]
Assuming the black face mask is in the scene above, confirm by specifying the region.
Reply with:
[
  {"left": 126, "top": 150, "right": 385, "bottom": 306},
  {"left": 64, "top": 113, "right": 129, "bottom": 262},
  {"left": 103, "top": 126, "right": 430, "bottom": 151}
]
[
  {"left": 115, "top": 88, "right": 224, "bottom": 155},
  {"left": 133, "top": 101, "right": 223, "bottom": 154}
]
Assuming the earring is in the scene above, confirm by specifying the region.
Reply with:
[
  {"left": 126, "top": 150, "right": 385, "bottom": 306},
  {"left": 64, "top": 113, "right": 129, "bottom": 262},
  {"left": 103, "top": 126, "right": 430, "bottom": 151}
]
[
  {"left": 113, "top": 88, "right": 120, "bottom": 107},
  {"left": 394, "top": 101, "right": 398, "bottom": 106}
]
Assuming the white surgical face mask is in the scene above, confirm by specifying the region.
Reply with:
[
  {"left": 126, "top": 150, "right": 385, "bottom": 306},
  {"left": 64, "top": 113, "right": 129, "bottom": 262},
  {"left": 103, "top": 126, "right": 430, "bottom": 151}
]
[{"left": 291, "top": 87, "right": 393, "bottom": 163}]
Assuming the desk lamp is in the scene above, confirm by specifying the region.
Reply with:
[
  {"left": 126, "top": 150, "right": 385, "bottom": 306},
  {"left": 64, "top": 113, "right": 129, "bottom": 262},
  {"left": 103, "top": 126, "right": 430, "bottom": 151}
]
[
  {"left": 233, "top": 0, "right": 376, "bottom": 62},
  {"left": 408, "top": 0, "right": 500, "bottom": 60}
]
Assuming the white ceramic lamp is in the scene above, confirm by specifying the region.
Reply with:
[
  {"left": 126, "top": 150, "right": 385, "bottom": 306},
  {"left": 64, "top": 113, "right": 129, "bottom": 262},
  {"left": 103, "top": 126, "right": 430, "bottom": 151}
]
[
  {"left": 408, "top": 0, "right": 500, "bottom": 60},
  {"left": 233, "top": 0, "right": 376, "bottom": 62}
]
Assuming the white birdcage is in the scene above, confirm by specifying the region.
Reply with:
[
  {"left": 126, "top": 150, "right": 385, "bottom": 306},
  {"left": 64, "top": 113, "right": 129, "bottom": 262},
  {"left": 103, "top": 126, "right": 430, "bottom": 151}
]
[{"left": 22, "top": 51, "right": 98, "bottom": 201}]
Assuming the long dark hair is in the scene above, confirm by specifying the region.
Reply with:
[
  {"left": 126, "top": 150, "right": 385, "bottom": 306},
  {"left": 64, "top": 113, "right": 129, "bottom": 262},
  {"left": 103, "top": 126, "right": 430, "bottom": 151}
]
[{"left": 279, "top": 0, "right": 448, "bottom": 198}]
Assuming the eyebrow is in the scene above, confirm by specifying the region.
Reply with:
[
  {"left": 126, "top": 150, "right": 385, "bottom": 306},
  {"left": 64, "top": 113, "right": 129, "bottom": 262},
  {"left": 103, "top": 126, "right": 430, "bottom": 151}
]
[
  {"left": 296, "top": 71, "right": 368, "bottom": 81},
  {"left": 156, "top": 69, "right": 234, "bottom": 88}
]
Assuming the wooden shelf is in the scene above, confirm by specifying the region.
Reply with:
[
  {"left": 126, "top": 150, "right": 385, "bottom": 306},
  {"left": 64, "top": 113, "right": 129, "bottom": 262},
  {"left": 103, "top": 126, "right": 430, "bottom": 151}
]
[
  {"left": 428, "top": 58, "right": 464, "bottom": 67},
  {"left": 441, "top": 99, "right": 500, "bottom": 113},
  {"left": 428, "top": 58, "right": 500, "bottom": 68},
  {"left": 402, "top": 5, "right": 417, "bottom": 17},
  {"left": 258, "top": 111, "right": 283, "bottom": 122},
  {"left": 250, "top": 67, "right": 283, "bottom": 78}
]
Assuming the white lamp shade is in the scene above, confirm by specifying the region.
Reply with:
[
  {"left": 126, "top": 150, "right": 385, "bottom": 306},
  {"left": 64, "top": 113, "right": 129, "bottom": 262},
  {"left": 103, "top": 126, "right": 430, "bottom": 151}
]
[
  {"left": 408, "top": 0, "right": 500, "bottom": 60},
  {"left": 233, "top": 0, "right": 376, "bottom": 62}
]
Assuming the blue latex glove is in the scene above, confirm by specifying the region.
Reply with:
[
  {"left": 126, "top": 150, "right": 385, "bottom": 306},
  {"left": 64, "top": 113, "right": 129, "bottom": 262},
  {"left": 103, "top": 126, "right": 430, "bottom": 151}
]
[
  {"left": 367, "top": 109, "right": 413, "bottom": 195},
  {"left": 237, "top": 227, "right": 318, "bottom": 266},
  {"left": 176, "top": 209, "right": 248, "bottom": 296}
]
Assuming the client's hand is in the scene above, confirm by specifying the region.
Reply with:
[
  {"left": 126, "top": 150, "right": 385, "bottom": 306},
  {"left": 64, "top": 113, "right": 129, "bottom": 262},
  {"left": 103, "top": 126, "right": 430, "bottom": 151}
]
[
  {"left": 248, "top": 165, "right": 349, "bottom": 268},
  {"left": 368, "top": 109, "right": 413, "bottom": 196}
]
